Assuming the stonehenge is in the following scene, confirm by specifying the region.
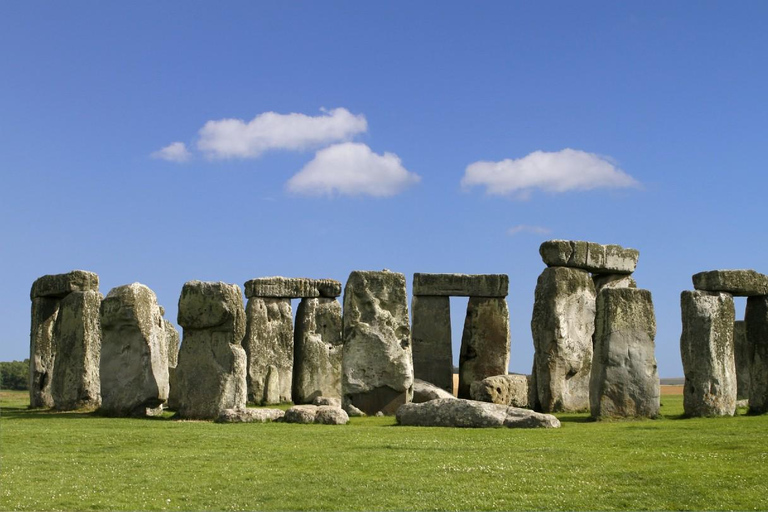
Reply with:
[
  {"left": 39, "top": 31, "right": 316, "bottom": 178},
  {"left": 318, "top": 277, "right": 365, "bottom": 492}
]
[
  {"left": 733, "top": 321, "right": 751, "bottom": 400},
  {"left": 396, "top": 399, "right": 560, "bottom": 428},
  {"left": 470, "top": 374, "right": 529, "bottom": 407}
]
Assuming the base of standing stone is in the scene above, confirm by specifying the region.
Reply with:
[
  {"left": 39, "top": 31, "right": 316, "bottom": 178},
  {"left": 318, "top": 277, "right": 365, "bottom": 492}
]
[{"left": 345, "top": 386, "right": 411, "bottom": 416}]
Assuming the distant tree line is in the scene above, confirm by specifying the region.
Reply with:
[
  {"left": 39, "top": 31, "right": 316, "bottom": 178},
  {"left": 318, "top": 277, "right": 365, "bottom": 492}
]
[{"left": 0, "top": 360, "right": 29, "bottom": 390}]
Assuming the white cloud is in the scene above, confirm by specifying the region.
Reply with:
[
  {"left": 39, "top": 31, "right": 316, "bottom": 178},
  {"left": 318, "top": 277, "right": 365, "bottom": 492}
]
[
  {"left": 196, "top": 108, "right": 367, "bottom": 159},
  {"left": 461, "top": 148, "right": 639, "bottom": 198},
  {"left": 151, "top": 142, "right": 192, "bottom": 163},
  {"left": 507, "top": 225, "right": 551, "bottom": 236},
  {"left": 286, "top": 142, "right": 420, "bottom": 197}
]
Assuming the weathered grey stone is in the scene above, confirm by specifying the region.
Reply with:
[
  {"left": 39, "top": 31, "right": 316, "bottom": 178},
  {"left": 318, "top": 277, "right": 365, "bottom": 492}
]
[
  {"left": 593, "top": 274, "right": 637, "bottom": 294},
  {"left": 167, "top": 366, "right": 179, "bottom": 411},
  {"left": 175, "top": 281, "right": 247, "bottom": 420},
  {"left": 531, "top": 267, "right": 595, "bottom": 412},
  {"left": 412, "top": 379, "right": 456, "bottom": 403},
  {"left": 342, "top": 270, "right": 413, "bottom": 415},
  {"left": 458, "top": 298, "right": 510, "bottom": 399},
  {"left": 539, "top": 240, "right": 638, "bottom": 274},
  {"left": 164, "top": 319, "right": 180, "bottom": 369},
  {"left": 745, "top": 296, "right": 768, "bottom": 414},
  {"left": 412, "top": 273, "right": 509, "bottom": 297},
  {"left": 284, "top": 404, "right": 319, "bottom": 423},
  {"left": 411, "top": 295, "right": 453, "bottom": 392},
  {"left": 292, "top": 297, "right": 343, "bottom": 404},
  {"left": 693, "top": 270, "right": 768, "bottom": 297},
  {"left": 733, "top": 321, "right": 751, "bottom": 400},
  {"left": 244, "top": 277, "right": 342, "bottom": 299},
  {"left": 244, "top": 298, "right": 293, "bottom": 404},
  {"left": 343, "top": 400, "right": 366, "bottom": 417},
  {"left": 314, "top": 406, "right": 349, "bottom": 425},
  {"left": 30, "top": 270, "right": 99, "bottom": 300},
  {"left": 590, "top": 288, "right": 659, "bottom": 419},
  {"left": 312, "top": 396, "right": 341, "bottom": 408},
  {"left": 29, "top": 297, "right": 59, "bottom": 408},
  {"left": 470, "top": 374, "right": 529, "bottom": 407},
  {"left": 395, "top": 398, "right": 560, "bottom": 428},
  {"left": 215, "top": 408, "right": 285, "bottom": 423},
  {"left": 680, "top": 290, "right": 736, "bottom": 417},
  {"left": 99, "top": 283, "right": 169, "bottom": 417},
  {"left": 263, "top": 365, "right": 281, "bottom": 405},
  {"left": 50, "top": 291, "right": 102, "bottom": 411}
]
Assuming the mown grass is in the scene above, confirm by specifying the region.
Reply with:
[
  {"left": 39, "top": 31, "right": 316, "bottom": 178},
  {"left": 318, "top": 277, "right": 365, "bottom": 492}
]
[{"left": 1, "top": 390, "right": 766, "bottom": 511}]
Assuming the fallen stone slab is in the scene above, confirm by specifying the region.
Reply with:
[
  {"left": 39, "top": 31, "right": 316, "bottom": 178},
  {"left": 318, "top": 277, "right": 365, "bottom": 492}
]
[
  {"left": 284, "top": 404, "right": 349, "bottom": 425},
  {"left": 412, "top": 273, "right": 508, "bottom": 297},
  {"left": 395, "top": 399, "right": 560, "bottom": 428},
  {"left": 692, "top": 270, "right": 768, "bottom": 297},
  {"left": 312, "top": 396, "right": 341, "bottom": 408},
  {"left": 539, "top": 240, "right": 639, "bottom": 274},
  {"left": 470, "top": 374, "right": 529, "bottom": 407},
  {"left": 215, "top": 408, "right": 285, "bottom": 423},
  {"left": 244, "top": 277, "right": 342, "bottom": 299},
  {"left": 30, "top": 270, "right": 100, "bottom": 300},
  {"left": 413, "top": 379, "right": 456, "bottom": 403}
]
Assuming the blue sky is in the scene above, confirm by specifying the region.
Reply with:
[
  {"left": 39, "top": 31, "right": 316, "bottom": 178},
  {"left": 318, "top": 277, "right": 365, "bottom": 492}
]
[{"left": 2, "top": 2, "right": 767, "bottom": 378}]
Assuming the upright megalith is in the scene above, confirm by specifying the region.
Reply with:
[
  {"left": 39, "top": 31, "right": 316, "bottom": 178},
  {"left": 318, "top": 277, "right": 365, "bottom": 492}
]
[
  {"left": 458, "top": 297, "right": 510, "bottom": 398},
  {"left": 680, "top": 290, "right": 736, "bottom": 417},
  {"left": 29, "top": 270, "right": 99, "bottom": 409},
  {"left": 99, "top": 283, "right": 169, "bottom": 416},
  {"left": 745, "top": 296, "right": 768, "bottom": 414},
  {"left": 590, "top": 288, "right": 659, "bottom": 419},
  {"left": 342, "top": 270, "right": 413, "bottom": 415},
  {"left": 531, "top": 266, "right": 596, "bottom": 412},
  {"left": 733, "top": 321, "right": 751, "bottom": 400},
  {"left": 50, "top": 290, "right": 103, "bottom": 410},
  {"left": 293, "top": 297, "right": 343, "bottom": 404},
  {"left": 175, "top": 281, "right": 247, "bottom": 419},
  {"left": 411, "top": 295, "right": 452, "bottom": 392}
]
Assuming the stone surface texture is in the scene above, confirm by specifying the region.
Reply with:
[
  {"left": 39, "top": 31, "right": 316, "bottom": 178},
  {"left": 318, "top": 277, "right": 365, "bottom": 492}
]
[
  {"left": 593, "top": 274, "right": 637, "bottom": 294},
  {"left": 215, "top": 408, "right": 285, "bottom": 423},
  {"left": 412, "top": 379, "right": 456, "bottom": 403},
  {"left": 692, "top": 269, "right": 768, "bottom": 297},
  {"left": 458, "top": 297, "right": 510, "bottom": 398},
  {"left": 29, "top": 297, "right": 59, "bottom": 408},
  {"left": 164, "top": 319, "right": 180, "bottom": 369},
  {"left": 342, "top": 270, "right": 413, "bottom": 415},
  {"left": 244, "top": 277, "right": 341, "bottom": 299},
  {"left": 175, "top": 281, "right": 247, "bottom": 420},
  {"left": 539, "top": 240, "right": 638, "bottom": 274},
  {"left": 470, "top": 374, "right": 529, "bottom": 407},
  {"left": 412, "top": 273, "right": 509, "bottom": 297},
  {"left": 292, "top": 297, "right": 343, "bottom": 404},
  {"left": 680, "top": 290, "right": 737, "bottom": 417},
  {"left": 531, "top": 267, "right": 596, "bottom": 412},
  {"left": 50, "top": 290, "right": 102, "bottom": 410},
  {"left": 284, "top": 404, "right": 349, "bottom": 425},
  {"left": 244, "top": 297, "right": 294, "bottom": 404},
  {"left": 411, "top": 295, "right": 453, "bottom": 392},
  {"left": 312, "top": 396, "right": 342, "bottom": 408},
  {"left": 590, "top": 288, "right": 660, "bottom": 419},
  {"left": 30, "top": 270, "right": 99, "bottom": 300},
  {"left": 745, "top": 296, "right": 768, "bottom": 414},
  {"left": 395, "top": 398, "right": 560, "bottom": 428},
  {"left": 99, "top": 283, "right": 169, "bottom": 416},
  {"left": 733, "top": 321, "right": 751, "bottom": 401}
]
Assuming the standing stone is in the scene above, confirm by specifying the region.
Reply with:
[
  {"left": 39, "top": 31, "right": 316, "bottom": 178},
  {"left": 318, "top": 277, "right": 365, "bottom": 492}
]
[
  {"left": 243, "top": 297, "right": 293, "bottom": 404},
  {"left": 458, "top": 297, "right": 510, "bottom": 399},
  {"left": 264, "top": 365, "right": 280, "bottom": 405},
  {"left": 29, "top": 297, "right": 59, "bottom": 408},
  {"left": 164, "top": 318, "right": 180, "bottom": 369},
  {"left": 411, "top": 295, "right": 453, "bottom": 392},
  {"left": 293, "top": 297, "right": 343, "bottom": 404},
  {"left": 680, "top": 290, "right": 736, "bottom": 417},
  {"left": 50, "top": 290, "right": 102, "bottom": 410},
  {"left": 99, "top": 283, "right": 169, "bottom": 416},
  {"left": 175, "top": 281, "right": 247, "bottom": 420},
  {"left": 590, "top": 288, "right": 659, "bottom": 419},
  {"left": 733, "top": 320, "right": 751, "bottom": 400},
  {"left": 531, "top": 267, "right": 596, "bottom": 412},
  {"left": 342, "top": 270, "right": 413, "bottom": 415},
  {"left": 745, "top": 296, "right": 768, "bottom": 414}
]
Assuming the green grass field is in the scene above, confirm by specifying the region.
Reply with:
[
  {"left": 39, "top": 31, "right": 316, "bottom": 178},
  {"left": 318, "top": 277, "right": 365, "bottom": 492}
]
[{"left": 1, "top": 390, "right": 766, "bottom": 511}]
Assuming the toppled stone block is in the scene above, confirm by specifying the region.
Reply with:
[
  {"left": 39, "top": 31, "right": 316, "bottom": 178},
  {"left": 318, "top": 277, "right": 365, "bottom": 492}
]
[
  {"left": 733, "top": 321, "right": 752, "bottom": 400},
  {"left": 458, "top": 297, "right": 510, "bottom": 398},
  {"left": 531, "top": 267, "right": 595, "bottom": 412},
  {"left": 342, "top": 270, "right": 413, "bottom": 415},
  {"left": 539, "top": 240, "right": 638, "bottom": 274},
  {"left": 293, "top": 297, "right": 343, "bottom": 404},
  {"left": 412, "top": 273, "right": 509, "bottom": 297},
  {"left": 50, "top": 290, "right": 102, "bottom": 411},
  {"left": 284, "top": 404, "right": 349, "bottom": 425},
  {"left": 680, "top": 290, "right": 736, "bottom": 417},
  {"left": 411, "top": 295, "right": 453, "bottom": 392},
  {"left": 99, "top": 283, "right": 169, "bottom": 417},
  {"left": 215, "top": 408, "right": 285, "bottom": 423},
  {"left": 590, "top": 288, "right": 659, "bottom": 419},
  {"left": 395, "top": 399, "right": 560, "bottom": 428},
  {"left": 692, "top": 270, "right": 768, "bottom": 297},
  {"left": 412, "top": 379, "right": 456, "bottom": 403},
  {"left": 244, "top": 298, "right": 293, "bottom": 404},
  {"left": 175, "top": 281, "right": 247, "bottom": 420},
  {"left": 244, "top": 277, "right": 342, "bottom": 299},
  {"left": 745, "top": 296, "right": 768, "bottom": 414},
  {"left": 29, "top": 297, "right": 59, "bottom": 408},
  {"left": 470, "top": 374, "right": 529, "bottom": 407},
  {"left": 30, "top": 270, "right": 99, "bottom": 300},
  {"left": 312, "top": 396, "right": 341, "bottom": 408},
  {"left": 593, "top": 274, "right": 637, "bottom": 294}
]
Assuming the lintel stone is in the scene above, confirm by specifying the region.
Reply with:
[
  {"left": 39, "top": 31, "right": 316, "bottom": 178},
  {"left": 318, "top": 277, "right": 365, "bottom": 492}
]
[
  {"left": 412, "top": 273, "right": 508, "bottom": 297},
  {"left": 692, "top": 270, "right": 768, "bottom": 297},
  {"left": 30, "top": 270, "right": 99, "bottom": 300},
  {"left": 244, "top": 277, "right": 342, "bottom": 299},
  {"left": 539, "top": 240, "right": 638, "bottom": 274}
]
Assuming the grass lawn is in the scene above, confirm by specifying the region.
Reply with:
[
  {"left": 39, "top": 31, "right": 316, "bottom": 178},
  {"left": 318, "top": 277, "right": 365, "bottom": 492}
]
[{"left": 1, "top": 390, "right": 766, "bottom": 511}]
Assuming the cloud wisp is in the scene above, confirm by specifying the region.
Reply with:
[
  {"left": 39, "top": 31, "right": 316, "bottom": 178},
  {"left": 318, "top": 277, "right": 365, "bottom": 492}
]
[
  {"left": 151, "top": 142, "right": 192, "bottom": 163},
  {"left": 507, "top": 225, "right": 551, "bottom": 236},
  {"left": 462, "top": 148, "right": 639, "bottom": 199},
  {"left": 286, "top": 142, "right": 420, "bottom": 197}
]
